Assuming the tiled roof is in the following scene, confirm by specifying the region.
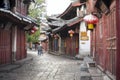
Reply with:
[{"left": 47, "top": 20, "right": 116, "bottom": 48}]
[{"left": 0, "top": 8, "right": 38, "bottom": 26}]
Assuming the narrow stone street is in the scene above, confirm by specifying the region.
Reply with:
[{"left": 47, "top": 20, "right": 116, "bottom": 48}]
[{"left": 0, "top": 50, "right": 83, "bottom": 80}]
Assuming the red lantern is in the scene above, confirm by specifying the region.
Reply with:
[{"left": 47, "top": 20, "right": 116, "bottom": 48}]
[
  {"left": 87, "top": 24, "right": 94, "bottom": 30},
  {"left": 83, "top": 14, "right": 98, "bottom": 24},
  {"left": 31, "top": 30, "right": 35, "bottom": 34},
  {"left": 32, "top": 26, "right": 38, "bottom": 31},
  {"left": 83, "top": 14, "right": 98, "bottom": 30},
  {"left": 68, "top": 30, "right": 74, "bottom": 37}
]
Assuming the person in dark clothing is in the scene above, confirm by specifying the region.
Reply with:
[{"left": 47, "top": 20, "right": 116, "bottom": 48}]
[{"left": 37, "top": 44, "right": 43, "bottom": 55}]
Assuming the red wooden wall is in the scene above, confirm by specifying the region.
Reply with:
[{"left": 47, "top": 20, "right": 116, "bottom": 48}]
[
  {"left": 92, "top": 1, "right": 116, "bottom": 78},
  {"left": 16, "top": 0, "right": 27, "bottom": 16},
  {"left": 0, "top": 27, "right": 26, "bottom": 64},
  {"left": 0, "top": 29, "right": 12, "bottom": 64},
  {"left": 116, "top": 0, "right": 120, "bottom": 80},
  {"left": 16, "top": 27, "right": 26, "bottom": 60},
  {"left": 0, "top": 0, "right": 30, "bottom": 65}
]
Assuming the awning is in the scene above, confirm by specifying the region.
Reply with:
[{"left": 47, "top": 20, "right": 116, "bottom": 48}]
[
  {"left": 40, "top": 22, "right": 51, "bottom": 31},
  {"left": 47, "top": 15, "right": 60, "bottom": 22},
  {"left": 52, "top": 17, "right": 83, "bottom": 33},
  {"left": 0, "top": 8, "right": 22, "bottom": 22},
  {"left": 52, "top": 25, "right": 66, "bottom": 33},
  {"left": 57, "top": 1, "right": 85, "bottom": 20},
  {"left": 66, "top": 17, "right": 83, "bottom": 26},
  {"left": 48, "top": 19, "right": 66, "bottom": 27},
  {"left": 0, "top": 8, "right": 39, "bottom": 30}
]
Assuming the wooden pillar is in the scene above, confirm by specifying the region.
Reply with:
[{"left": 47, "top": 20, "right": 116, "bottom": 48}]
[
  {"left": 58, "top": 34, "right": 62, "bottom": 54},
  {"left": 116, "top": 0, "right": 120, "bottom": 80},
  {"left": 12, "top": 26, "right": 17, "bottom": 62}
]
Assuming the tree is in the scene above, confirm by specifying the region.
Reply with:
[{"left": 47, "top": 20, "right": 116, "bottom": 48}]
[
  {"left": 26, "top": 28, "right": 40, "bottom": 43},
  {"left": 29, "top": 0, "right": 45, "bottom": 19},
  {"left": 26, "top": 0, "right": 46, "bottom": 49}
]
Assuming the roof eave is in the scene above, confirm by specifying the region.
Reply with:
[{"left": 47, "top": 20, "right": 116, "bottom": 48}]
[{"left": 57, "top": 2, "right": 86, "bottom": 18}]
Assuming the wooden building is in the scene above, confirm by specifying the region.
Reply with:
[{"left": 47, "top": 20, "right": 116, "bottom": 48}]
[
  {"left": 47, "top": 0, "right": 120, "bottom": 79},
  {"left": 40, "top": 22, "right": 51, "bottom": 52},
  {"left": 116, "top": 0, "right": 120, "bottom": 80},
  {"left": 47, "top": 0, "right": 119, "bottom": 79},
  {"left": 88, "top": 0, "right": 116, "bottom": 80},
  {"left": 47, "top": 1, "right": 85, "bottom": 56},
  {"left": 0, "top": 0, "right": 38, "bottom": 65}
]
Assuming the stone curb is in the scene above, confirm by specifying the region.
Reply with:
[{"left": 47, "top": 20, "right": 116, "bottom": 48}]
[{"left": 0, "top": 57, "right": 33, "bottom": 73}]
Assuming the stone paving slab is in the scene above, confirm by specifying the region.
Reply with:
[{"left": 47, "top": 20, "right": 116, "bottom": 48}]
[
  {"left": 0, "top": 51, "right": 105, "bottom": 80},
  {"left": 92, "top": 77, "right": 103, "bottom": 80},
  {"left": 0, "top": 64, "right": 20, "bottom": 72},
  {"left": 0, "top": 52, "right": 33, "bottom": 73}
]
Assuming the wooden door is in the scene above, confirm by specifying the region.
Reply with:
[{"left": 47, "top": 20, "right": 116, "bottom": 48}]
[
  {"left": 0, "top": 29, "right": 12, "bottom": 64},
  {"left": 16, "top": 27, "right": 26, "bottom": 60}
]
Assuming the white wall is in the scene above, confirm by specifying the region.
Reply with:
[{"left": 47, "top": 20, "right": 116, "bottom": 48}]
[
  {"left": 79, "top": 21, "right": 91, "bottom": 56},
  {"left": 79, "top": 31, "right": 90, "bottom": 56}
]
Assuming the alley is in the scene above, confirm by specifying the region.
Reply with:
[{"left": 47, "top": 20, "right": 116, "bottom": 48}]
[{"left": 0, "top": 51, "right": 83, "bottom": 80}]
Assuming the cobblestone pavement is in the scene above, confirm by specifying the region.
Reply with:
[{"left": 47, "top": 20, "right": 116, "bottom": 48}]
[{"left": 0, "top": 51, "right": 83, "bottom": 80}]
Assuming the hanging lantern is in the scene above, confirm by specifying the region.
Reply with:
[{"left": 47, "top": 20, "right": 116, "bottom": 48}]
[
  {"left": 83, "top": 14, "right": 98, "bottom": 24},
  {"left": 83, "top": 14, "right": 98, "bottom": 30},
  {"left": 68, "top": 30, "right": 74, "bottom": 37},
  {"left": 31, "top": 30, "right": 35, "bottom": 34},
  {"left": 88, "top": 24, "right": 94, "bottom": 30},
  {"left": 32, "top": 26, "right": 38, "bottom": 31}
]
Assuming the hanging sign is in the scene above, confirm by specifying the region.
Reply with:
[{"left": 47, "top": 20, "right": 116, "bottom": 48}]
[
  {"left": 80, "top": 36, "right": 89, "bottom": 41},
  {"left": 81, "top": 31, "right": 87, "bottom": 37}
]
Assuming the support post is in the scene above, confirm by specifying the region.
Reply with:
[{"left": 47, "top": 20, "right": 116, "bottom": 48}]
[{"left": 12, "top": 26, "right": 17, "bottom": 62}]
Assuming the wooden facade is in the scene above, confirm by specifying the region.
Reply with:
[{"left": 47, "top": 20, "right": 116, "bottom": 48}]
[
  {"left": 47, "top": 0, "right": 120, "bottom": 79},
  {"left": 116, "top": 0, "right": 120, "bottom": 80},
  {"left": 91, "top": 0, "right": 116, "bottom": 79},
  {"left": 0, "top": 0, "right": 36, "bottom": 65},
  {"left": 47, "top": 1, "right": 83, "bottom": 56},
  {"left": 0, "top": 29, "right": 12, "bottom": 64},
  {"left": 16, "top": 27, "right": 26, "bottom": 60},
  {"left": 64, "top": 32, "right": 79, "bottom": 56},
  {"left": 48, "top": 18, "right": 80, "bottom": 56}
]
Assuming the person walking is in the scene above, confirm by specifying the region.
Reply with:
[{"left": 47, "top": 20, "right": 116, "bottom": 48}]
[{"left": 37, "top": 44, "right": 43, "bottom": 55}]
